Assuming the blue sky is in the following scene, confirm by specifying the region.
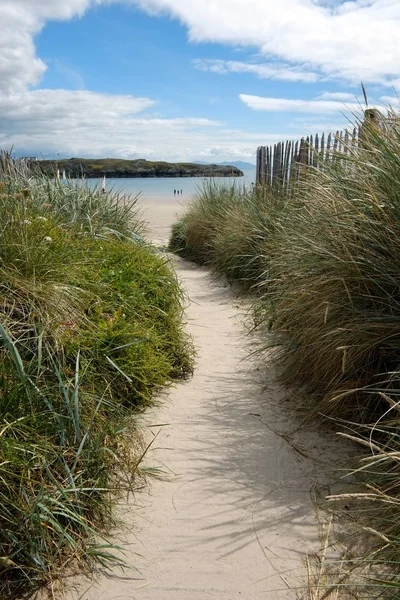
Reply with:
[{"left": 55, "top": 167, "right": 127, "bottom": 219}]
[{"left": 1, "top": 1, "right": 399, "bottom": 162}]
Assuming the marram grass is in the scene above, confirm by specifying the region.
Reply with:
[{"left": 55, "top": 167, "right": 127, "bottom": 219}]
[
  {"left": 169, "top": 179, "right": 288, "bottom": 290},
  {"left": 0, "top": 154, "right": 192, "bottom": 595},
  {"left": 169, "top": 118, "right": 400, "bottom": 597}
]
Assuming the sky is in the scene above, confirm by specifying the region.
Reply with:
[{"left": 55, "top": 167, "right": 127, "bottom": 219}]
[{"left": 1, "top": 0, "right": 400, "bottom": 163}]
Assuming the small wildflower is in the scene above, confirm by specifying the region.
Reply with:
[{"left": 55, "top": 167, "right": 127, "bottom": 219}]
[
  {"left": 44, "top": 236, "right": 52, "bottom": 243},
  {"left": 36, "top": 216, "right": 47, "bottom": 222},
  {"left": 24, "top": 219, "right": 32, "bottom": 225}
]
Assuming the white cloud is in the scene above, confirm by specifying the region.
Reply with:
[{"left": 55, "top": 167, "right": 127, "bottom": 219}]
[
  {"left": 380, "top": 95, "right": 400, "bottom": 105},
  {"left": 239, "top": 94, "right": 366, "bottom": 114},
  {"left": 316, "top": 91, "right": 359, "bottom": 101},
  {"left": 0, "top": 89, "right": 223, "bottom": 156},
  {"left": 0, "top": 88, "right": 288, "bottom": 161},
  {"left": 2, "top": 1, "right": 400, "bottom": 98},
  {"left": 0, "top": 89, "right": 156, "bottom": 130},
  {"left": 193, "top": 59, "right": 318, "bottom": 83},
  {"left": 129, "top": 0, "right": 400, "bottom": 85},
  {"left": 0, "top": 0, "right": 98, "bottom": 93}
]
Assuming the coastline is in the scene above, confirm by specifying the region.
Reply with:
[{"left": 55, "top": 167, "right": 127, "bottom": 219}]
[
  {"left": 34, "top": 158, "right": 244, "bottom": 179},
  {"left": 83, "top": 169, "right": 257, "bottom": 203}
]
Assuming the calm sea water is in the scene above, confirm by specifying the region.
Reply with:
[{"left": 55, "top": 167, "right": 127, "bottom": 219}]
[{"left": 83, "top": 169, "right": 257, "bottom": 201}]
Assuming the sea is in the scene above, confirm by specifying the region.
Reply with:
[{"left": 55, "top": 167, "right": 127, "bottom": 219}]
[{"left": 83, "top": 169, "right": 257, "bottom": 201}]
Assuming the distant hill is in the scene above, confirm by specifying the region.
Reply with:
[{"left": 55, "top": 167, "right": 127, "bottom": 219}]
[
  {"left": 34, "top": 158, "right": 244, "bottom": 179},
  {"left": 196, "top": 160, "right": 256, "bottom": 170}
]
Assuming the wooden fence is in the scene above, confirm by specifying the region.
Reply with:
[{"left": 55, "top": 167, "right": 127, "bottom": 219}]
[{"left": 256, "top": 109, "right": 384, "bottom": 189}]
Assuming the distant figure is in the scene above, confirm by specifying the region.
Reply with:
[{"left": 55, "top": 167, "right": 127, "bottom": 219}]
[
  {"left": 181, "top": 189, "right": 183, "bottom": 194},
  {"left": 177, "top": 190, "right": 180, "bottom": 195},
  {"left": 174, "top": 189, "right": 176, "bottom": 195}
]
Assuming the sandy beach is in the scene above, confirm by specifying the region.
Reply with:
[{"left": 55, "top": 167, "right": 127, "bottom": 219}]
[
  {"left": 140, "top": 196, "right": 190, "bottom": 243},
  {"left": 60, "top": 195, "right": 347, "bottom": 600}
]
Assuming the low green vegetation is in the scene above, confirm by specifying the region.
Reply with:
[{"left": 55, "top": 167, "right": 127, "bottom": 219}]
[
  {"left": 169, "top": 119, "right": 400, "bottom": 597},
  {"left": 0, "top": 154, "right": 192, "bottom": 596},
  {"left": 34, "top": 157, "right": 243, "bottom": 179}
]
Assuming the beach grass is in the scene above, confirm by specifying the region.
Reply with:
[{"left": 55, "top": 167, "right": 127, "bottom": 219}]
[
  {"left": 169, "top": 117, "right": 400, "bottom": 597},
  {"left": 169, "top": 179, "right": 288, "bottom": 290},
  {"left": 0, "top": 154, "right": 193, "bottom": 595}
]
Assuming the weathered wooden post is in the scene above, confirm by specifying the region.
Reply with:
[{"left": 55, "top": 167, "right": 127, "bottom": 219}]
[
  {"left": 359, "top": 108, "right": 384, "bottom": 148},
  {"left": 314, "top": 133, "right": 319, "bottom": 168},
  {"left": 256, "top": 147, "right": 261, "bottom": 185},
  {"left": 266, "top": 146, "right": 271, "bottom": 186}
]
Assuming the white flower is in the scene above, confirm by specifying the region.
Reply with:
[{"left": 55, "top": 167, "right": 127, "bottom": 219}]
[
  {"left": 44, "top": 236, "right": 52, "bottom": 243},
  {"left": 24, "top": 219, "right": 32, "bottom": 225},
  {"left": 36, "top": 216, "right": 47, "bottom": 222}
]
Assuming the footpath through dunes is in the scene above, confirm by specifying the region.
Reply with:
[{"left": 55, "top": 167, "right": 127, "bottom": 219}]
[{"left": 61, "top": 197, "right": 348, "bottom": 600}]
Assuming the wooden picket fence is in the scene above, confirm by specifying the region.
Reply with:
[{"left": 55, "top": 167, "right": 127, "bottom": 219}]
[
  {"left": 255, "top": 109, "right": 388, "bottom": 189},
  {"left": 256, "top": 128, "right": 360, "bottom": 189}
]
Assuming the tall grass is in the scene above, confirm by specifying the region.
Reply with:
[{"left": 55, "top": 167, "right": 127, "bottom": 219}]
[
  {"left": 169, "top": 117, "right": 400, "bottom": 596},
  {"left": 0, "top": 154, "right": 192, "bottom": 595},
  {"left": 262, "top": 122, "right": 400, "bottom": 419},
  {"left": 169, "top": 180, "right": 288, "bottom": 290}
]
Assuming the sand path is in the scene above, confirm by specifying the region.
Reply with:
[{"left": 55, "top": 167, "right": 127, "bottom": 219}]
[{"left": 63, "top": 197, "right": 343, "bottom": 600}]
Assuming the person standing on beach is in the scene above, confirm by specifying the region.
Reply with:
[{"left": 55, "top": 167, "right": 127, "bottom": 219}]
[
  {"left": 181, "top": 189, "right": 183, "bottom": 195},
  {"left": 174, "top": 189, "right": 176, "bottom": 195}
]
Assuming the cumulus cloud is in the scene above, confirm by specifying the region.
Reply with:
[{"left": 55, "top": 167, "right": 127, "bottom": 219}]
[
  {"left": 239, "top": 94, "right": 366, "bottom": 114},
  {"left": 2, "top": 1, "right": 400, "bottom": 97},
  {"left": 193, "top": 59, "right": 318, "bottom": 83},
  {"left": 0, "top": 0, "right": 98, "bottom": 92},
  {"left": 0, "top": 89, "right": 234, "bottom": 159},
  {"left": 0, "top": 89, "right": 156, "bottom": 133},
  {"left": 130, "top": 0, "right": 400, "bottom": 84},
  {"left": 0, "top": 88, "right": 289, "bottom": 162}
]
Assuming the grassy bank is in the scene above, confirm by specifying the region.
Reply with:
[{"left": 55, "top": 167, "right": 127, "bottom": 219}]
[
  {"left": 0, "top": 155, "right": 192, "bottom": 596},
  {"left": 169, "top": 121, "right": 400, "bottom": 597}
]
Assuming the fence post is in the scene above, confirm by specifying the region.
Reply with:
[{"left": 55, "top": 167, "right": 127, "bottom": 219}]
[
  {"left": 265, "top": 146, "right": 271, "bottom": 186},
  {"left": 314, "top": 134, "right": 319, "bottom": 168},
  {"left": 256, "top": 147, "right": 261, "bottom": 185}
]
